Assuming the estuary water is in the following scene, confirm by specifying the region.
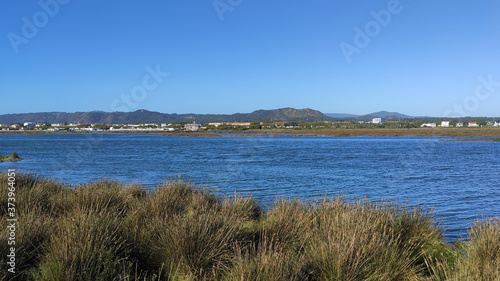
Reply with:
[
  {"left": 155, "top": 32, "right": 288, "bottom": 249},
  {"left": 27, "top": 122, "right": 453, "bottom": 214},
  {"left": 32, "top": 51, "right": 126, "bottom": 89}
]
[{"left": 1, "top": 133, "right": 499, "bottom": 240}]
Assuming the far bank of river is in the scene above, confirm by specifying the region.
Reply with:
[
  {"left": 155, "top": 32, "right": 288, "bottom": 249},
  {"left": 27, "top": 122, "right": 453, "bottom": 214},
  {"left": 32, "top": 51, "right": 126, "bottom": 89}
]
[{"left": 1, "top": 127, "right": 500, "bottom": 137}]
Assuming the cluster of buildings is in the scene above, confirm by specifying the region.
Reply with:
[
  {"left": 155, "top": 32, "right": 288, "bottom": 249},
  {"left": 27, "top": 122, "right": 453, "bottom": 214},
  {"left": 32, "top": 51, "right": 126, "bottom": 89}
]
[
  {"left": 0, "top": 123, "right": 179, "bottom": 132},
  {"left": 1, "top": 119, "right": 500, "bottom": 132},
  {"left": 207, "top": 122, "right": 252, "bottom": 127},
  {"left": 420, "top": 121, "right": 451, "bottom": 128},
  {"left": 110, "top": 123, "right": 177, "bottom": 132},
  {"left": 185, "top": 122, "right": 256, "bottom": 131},
  {"left": 0, "top": 121, "right": 266, "bottom": 132},
  {"left": 420, "top": 121, "right": 500, "bottom": 128},
  {"left": 0, "top": 122, "right": 211, "bottom": 132}
]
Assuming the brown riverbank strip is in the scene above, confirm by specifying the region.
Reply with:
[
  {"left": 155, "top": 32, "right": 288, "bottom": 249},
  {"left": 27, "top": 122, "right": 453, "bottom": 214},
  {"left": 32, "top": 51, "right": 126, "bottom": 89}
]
[{"left": 243, "top": 128, "right": 500, "bottom": 137}]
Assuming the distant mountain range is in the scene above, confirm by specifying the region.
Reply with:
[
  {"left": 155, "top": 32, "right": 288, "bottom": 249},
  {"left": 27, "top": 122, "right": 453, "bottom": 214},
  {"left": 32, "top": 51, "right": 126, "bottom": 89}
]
[
  {"left": 1, "top": 108, "right": 495, "bottom": 125},
  {"left": 0, "top": 108, "right": 339, "bottom": 124},
  {"left": 356, "top": 111, "right": 413, "bottom": 121},
  {"left": 0, "top": 108, "right": 419, "bottom": 124}
]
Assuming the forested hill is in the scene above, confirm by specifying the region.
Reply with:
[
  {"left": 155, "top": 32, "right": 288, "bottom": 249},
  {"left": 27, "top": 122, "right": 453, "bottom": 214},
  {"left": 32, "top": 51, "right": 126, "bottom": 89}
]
[{"left": 0, "top": 108, "right": 332, "bottom": 124}]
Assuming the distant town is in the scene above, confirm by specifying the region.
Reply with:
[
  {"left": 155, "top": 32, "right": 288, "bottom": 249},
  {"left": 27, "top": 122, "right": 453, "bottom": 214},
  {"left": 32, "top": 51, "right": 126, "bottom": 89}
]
[{"left": 2, "top": 118, "right": 500, "bottom": 132}]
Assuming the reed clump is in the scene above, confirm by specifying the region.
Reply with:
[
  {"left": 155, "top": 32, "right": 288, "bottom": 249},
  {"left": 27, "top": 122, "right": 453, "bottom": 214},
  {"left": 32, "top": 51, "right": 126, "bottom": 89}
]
[{"left": 0, "top": 172, "right": 498, "bottom": 280}]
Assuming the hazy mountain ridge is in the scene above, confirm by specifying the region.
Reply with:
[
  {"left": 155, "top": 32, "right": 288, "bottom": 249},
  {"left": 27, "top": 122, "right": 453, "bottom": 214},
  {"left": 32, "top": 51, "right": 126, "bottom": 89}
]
[
  {"left": 324, "top": 113, "right": 360, "bottom": 119},
  {"left": 356, "top": 111, "right": 413, "bottom": 121},
  {"left": 324, "top": 111, "right": 412, "bottom": 121}
]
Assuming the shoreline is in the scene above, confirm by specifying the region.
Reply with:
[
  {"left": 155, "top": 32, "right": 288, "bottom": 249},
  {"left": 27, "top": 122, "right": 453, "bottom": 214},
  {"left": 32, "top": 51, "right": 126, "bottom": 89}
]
[{"left": 2, "top": 128, "right": 500, "bottom": 137}]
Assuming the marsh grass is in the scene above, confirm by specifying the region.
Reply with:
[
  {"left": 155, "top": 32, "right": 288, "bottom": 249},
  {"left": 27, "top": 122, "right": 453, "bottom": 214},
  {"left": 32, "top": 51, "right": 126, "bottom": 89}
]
[
  {"left": 303, "top": 198, "right": 421, "bottom": 280},
  {"left": 33, "top": 210, "right": 132, "bottom": 281},
  {"left": 428, "top": 218, "right": 500, "bottom": 281},
  {"left": 0, "top": 172, "right": 498, "bottom": 280}
]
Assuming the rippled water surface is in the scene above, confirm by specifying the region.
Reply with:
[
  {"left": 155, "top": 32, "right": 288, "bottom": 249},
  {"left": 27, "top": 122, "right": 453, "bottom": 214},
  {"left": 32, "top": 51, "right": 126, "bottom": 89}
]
[{"left": 1, "top": 133, "right": 499, "bottom": 240}]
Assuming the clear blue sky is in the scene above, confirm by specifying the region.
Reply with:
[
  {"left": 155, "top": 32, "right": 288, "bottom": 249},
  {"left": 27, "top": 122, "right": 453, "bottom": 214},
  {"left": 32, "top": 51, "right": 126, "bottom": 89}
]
[{"left": 2, "top": 0, "right": 500, "bottom": 117}]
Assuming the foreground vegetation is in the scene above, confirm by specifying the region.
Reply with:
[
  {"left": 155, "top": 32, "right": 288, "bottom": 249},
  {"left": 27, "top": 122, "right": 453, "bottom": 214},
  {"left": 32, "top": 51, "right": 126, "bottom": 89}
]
[{"left": 1, "top": 173, "right": 499, "bottom": 280}]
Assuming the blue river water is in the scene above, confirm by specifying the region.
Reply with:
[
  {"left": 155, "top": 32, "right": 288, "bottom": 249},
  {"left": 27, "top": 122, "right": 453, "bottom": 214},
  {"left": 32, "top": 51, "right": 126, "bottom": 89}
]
[{"left": 1, "top": 133, "right": 499, "bottom": 240}]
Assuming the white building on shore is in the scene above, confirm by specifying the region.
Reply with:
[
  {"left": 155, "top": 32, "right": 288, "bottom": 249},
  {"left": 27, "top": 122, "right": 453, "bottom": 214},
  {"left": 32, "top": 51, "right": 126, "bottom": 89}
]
[
  {"left": 185, "top": 122, "right": 202, "bottom": 131},
  {"left": 441, "top": 121, "right": 450, "bottom": 127},
  {"left": 23, "top": 122, "right": 35, "bottom": 128},
  {"left": 421, "top": 123, "right": 436, "bottom": 128}
]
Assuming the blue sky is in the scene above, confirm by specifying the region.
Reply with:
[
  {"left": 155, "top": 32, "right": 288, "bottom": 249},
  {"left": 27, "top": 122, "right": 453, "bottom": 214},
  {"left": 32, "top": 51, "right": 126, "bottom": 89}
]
[{"left": 1, "top": 0, "right": 500, "bottom": 117}]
